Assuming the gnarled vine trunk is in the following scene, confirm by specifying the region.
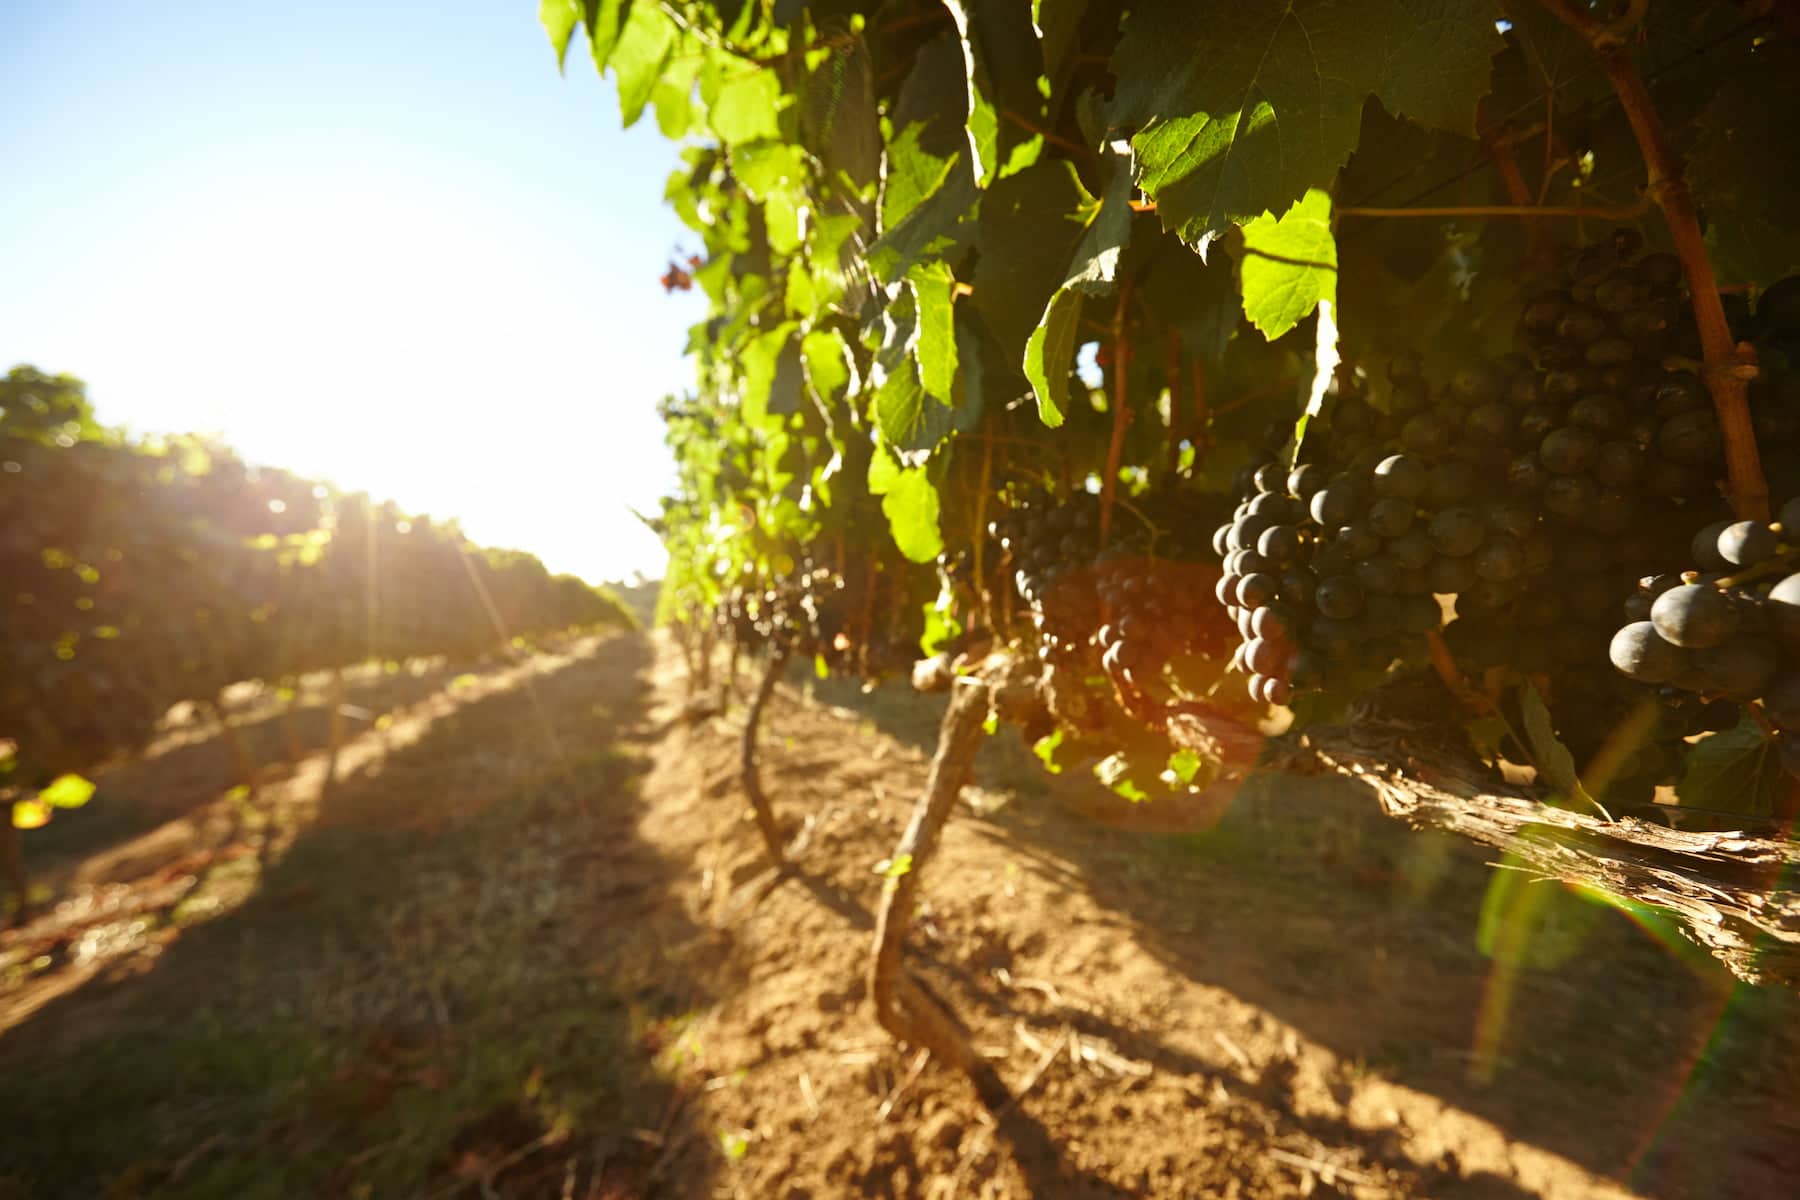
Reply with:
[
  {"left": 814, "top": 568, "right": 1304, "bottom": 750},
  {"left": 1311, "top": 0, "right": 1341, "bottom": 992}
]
[
  {"left": 868, "top": 676, "right": 1010, "bottom": 1106},
  {"left": 742, "top": 646, "right": 791, "bottom": 866}
]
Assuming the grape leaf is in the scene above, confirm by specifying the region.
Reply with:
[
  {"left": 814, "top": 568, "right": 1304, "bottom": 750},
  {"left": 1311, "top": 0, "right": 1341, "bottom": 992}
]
[
  {"left": 1688, "top": 40, "right": 1800, "bottom": 289},
  {"left": 1023, "top": 289, "right": 1083, "bottom": 428},
  {"left": 1239, "top": 189, "right": 1337, "bottom": 340},
  {"left": 1519, "top": 682, "right": 1597, "bottom": 809},
  {"left": 582, "top": 0, "right": 634, "bottom": 74},
  {"left": 879, "top": 465, "right": 945, "bottom": 563},
  {"left": 541, "top": 0, "right": 581, "bottom": 71},
  {"left": 971, "top": 160, "right": 1092, "bottom": 362},
  {"left": 880, "top": 34, "right": 969, "bottom": 231},
  {"left": 1109, "top": 0, "right": 1503, "bottom": 243},
  {"left": 608, "top": 2, "right": 676, "bottom": 128},
  {"left": 1022, "top": 151, "right": 1135, "bottom": 426},
  {"left": 1033, "top": 0, "right": 1089, "bottom": 89},
  {"left": 1678, "top": 718, "right": 1786, "bottom": 818},
  {"left": 12, "top": 798, "right": 49, "bottom": 831},
  {"left": 910, "top": 262, "right": 961, "bottom": 406},
  {"left": 711, "top": 68, "right": 783, "bottom": 146}
]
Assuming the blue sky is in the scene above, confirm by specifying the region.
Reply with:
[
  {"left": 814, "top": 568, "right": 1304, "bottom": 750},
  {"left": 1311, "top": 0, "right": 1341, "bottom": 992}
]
[{"left": 0, "top": 1, "right": 703, "bottom": 582}]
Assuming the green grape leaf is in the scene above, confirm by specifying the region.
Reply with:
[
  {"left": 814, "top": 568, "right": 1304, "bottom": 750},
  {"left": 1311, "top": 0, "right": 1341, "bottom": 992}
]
[
  {"left": 910, "top": 261, "right": 961, "bottom": 405},
  {"left": 1033, "top": 0, "right": 1090, "bottom": 87},
  {"left": 1519, "top": 682, "right": 1596, "bottom": 809},
  {"left": 880, "top": 34, "right": 969, "bottom": 231},
  {"left": 582, "top": 0, "right": 634, "bottom": 73},
  {"left": 541, "top": 0, "right": 581, "bottom": 71},
  {"left": 40, "top": 773, "right": 95, "bottom": 809},
  {"left": 879, "top": 465, "right": 944, "bottom": 563},
  {"left": 1239, "top": 189, "right": 1337, "bottom": 339},
  {"left": 1023, "top": 288, "right": 1083, "bottom": 428},
  {"left": 1688, "top": 40, "right": 1800, "bottom": 289},
  {"left": 608, "top": 2, "right": 676, "bottom": 128},
  {"left": 1066, "top": 150, "right": 1135, "bottom": 296},
  {"left": 801, "top": 328, "right": 852, "bottom": 406},
  {"left": 945, "top": 0, "right": 1045, "bottom": 186},
  {"left": 1109, "top": 0, "right": 1502, "bottom": 243},
  {"left": 1136, "top": 231, "right": 1239, "bottom": 363},
  {"left": 971, "top": 160, "right": 1093, "bottom": 362},
  {"left": 711, "top": 68, "right": 783, "bottom": 147},
  {"left": 740, "top": 324, "right": 795, "bottom": 425},
  {"left": 1677, "top": 718, "right": 1787, "bottom": 818}
]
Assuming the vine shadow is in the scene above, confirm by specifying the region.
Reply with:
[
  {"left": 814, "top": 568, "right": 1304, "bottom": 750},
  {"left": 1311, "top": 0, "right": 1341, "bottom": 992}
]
[
  {"left": 803, "top": 669, "right": 1800, "bottom": 1200},
  {"left": 0, "top": 634, "right": 734, "bottom": 1199}
]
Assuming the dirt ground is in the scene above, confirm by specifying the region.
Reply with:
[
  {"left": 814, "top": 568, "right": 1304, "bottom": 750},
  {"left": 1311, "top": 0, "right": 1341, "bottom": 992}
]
[{"left": 1, "top": 631, "right": 1796, "bottom": 1198}]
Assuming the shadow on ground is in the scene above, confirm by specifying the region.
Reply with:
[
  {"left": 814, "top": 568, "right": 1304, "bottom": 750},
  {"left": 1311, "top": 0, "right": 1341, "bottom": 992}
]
[
  {"left": 0, "top": 634, "right": 732, "bottom": 1199},
  {"left": 799, "top": 668, "right": 1800, "bottom": 1200}
]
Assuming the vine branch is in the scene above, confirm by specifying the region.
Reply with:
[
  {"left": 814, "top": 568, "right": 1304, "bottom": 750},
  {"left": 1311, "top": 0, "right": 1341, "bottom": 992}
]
[
  {"left": 1535, "top": 0, "right": 1768, "bottom": 520},
  {"left": 1099, "top": 279, "right": 1135, "bottom": 549}
]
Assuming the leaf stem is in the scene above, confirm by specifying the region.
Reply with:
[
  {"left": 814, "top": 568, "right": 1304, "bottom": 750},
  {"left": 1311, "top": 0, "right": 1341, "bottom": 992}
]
[{"left": 1535, "top": 0, "right": 1768, "bottom": 520}]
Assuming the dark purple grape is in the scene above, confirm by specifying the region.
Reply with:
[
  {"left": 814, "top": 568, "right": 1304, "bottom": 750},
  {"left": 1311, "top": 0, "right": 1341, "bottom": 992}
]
[
  {"left": 1650, "top": 583, "right": 1738, "bottom": 648},
  {"left": 1690, "top": 521, "right": 1733, "bottom": 571},
  {"left": 1717, "top": 520, "right": 1778, "bottom": 567},
  {"left": 1659, "top": 409, "right": 1723, "bottom": 466},
  {"left": 1310, "top": 483, "right": 1361, "bottom": 528},
  {"left": 1692, "top": 636, "right": 1780, "bottom": 700},
  {"left": 1762, "top": 674, "right": 1800, "bottom": 732},
  {"left": 1236, "top": 573, "right": 1280, "bottom": 608},
  {"left": 1257, "top": 524, "right": 1303, "bottom": 563},
  {"left": 1427, "top": 508, "right": 1485, "bottom": 558},
  {"left": 1372, "top": 455, "right": 1428, "bottom": 500},
  {"left": 1315, "top": 575, "right": 1364, "bottom": 620},
  {"left": 1474, "top": 538, "right": 1524, "bottom": 583},
  {"left": 1540, "top": 427, "right": 1600, "bottom": 475},
  {"left": 1368, "top": 497, "right": 1415, "bottom": 538}
]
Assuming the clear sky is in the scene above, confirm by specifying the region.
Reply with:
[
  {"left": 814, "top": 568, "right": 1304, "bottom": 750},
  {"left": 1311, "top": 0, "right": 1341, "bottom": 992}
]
[{"left": 0, "top": 1, "right": 703, "bottom": 583}]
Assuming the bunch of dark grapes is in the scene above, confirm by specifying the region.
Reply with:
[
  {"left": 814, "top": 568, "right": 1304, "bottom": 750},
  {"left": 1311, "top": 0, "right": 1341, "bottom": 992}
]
[
  {"left": 1210, "top": 234, "right": 1767, "bottom": 717},
  {"left": 720, "top": 561, "right": 853, "bottom": 668},
  {"left": 1610, "top": 498, "right": 1800, "bottom": 779},
  {"left": 988, "top": 483, "right": 1238, "bottom": 708}
]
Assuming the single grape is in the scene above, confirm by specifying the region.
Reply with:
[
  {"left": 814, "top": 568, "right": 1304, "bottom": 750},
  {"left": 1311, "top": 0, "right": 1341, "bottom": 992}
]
[
  {"left": 1368, "top": 497, "right": 1415, "bottom": 538},
  {"left": 1257, "top": 524, "right": 1303, "bottom": 563},
  {"left": 1355, "top": 556, "right": 1401, "bottom": 596},
  {"left": 1427, "top": 508, "right": 1485, "bottom": 558},
  {"left": 1717, "top": 520, "right": 1779, "bottom": 567},
  {"left": 1765, "top": 573, "right": 1800, "bottom": 648},
  {"left": 1287, "top": 463, "right": 1325, "bottom": 498},
  {"left": 1762, "top": 674, "right": 1800, "bottom": 732},
  {"left": 1593, "top": 441, "right": 1646, "bottom": 488},
  {"left": 1568, "top": 395, "right": 1626, "bottom": 436},
  {"left": 1252, "top": 462, "right": 1287, "bottom": 494},
  {"left": 1210, "top": 524, "right": 1234, "bottom": 558},
  {"left": 1777, "top": 495, "right": 1800, "bottom": 533},
  {"left": 1388, "top": 529, "right": 1435, "bottom": 571},
  {"left": 1692, "top": 636, "right": 1780, "bottom": 700},
  {"left": 1315, "top": 575, "right": 1365, "bottom": 620},
  {"left": 1539, "top": 427, "right": 1599, "bottom": 475},
  {"left": 1279, "top": 569, "right": 1317, "bottom": 608},
  {"left": 1263, "top": 676, "right": 1294, "bottom": 706},
  {"left": 1252, "top": 604, "right": 1295, "bottom": 641},
  {"left": 1246, "top": 637, "right": 1289, "bottom": 677},
  {"left": 1543, "top": 475, "right": 1600, "bottom": 519},
  {"left": 1310, "top": 483, "right": 1362, "bottom": 528},
  {"left": 1372, "top": 454, "right": 1428, "bottom": 500},
  {"left": 1650, "top": 583, "right": 1738, "bottom": 648},
  {"left": 1658, "top": 409, "right": 1724, "bottom": 465},
  {"left": 1427, "top": 554, "right": 1478, "bottom": 594},
  {"left": 1474, "top": 538, "right": 1524, "bottom": 583},
  {"left": 1424, "top": 461, "right": 1478, "bottom": 508},
  {"left": 1690, "top": 520, "right": 1733, "bottom": 571},
  {"left": 1331, "top": 523, "right": 1382, "bottom": 560},
  {"left": 1236, "top": 573, "right": 1280, "bottom": 608}
]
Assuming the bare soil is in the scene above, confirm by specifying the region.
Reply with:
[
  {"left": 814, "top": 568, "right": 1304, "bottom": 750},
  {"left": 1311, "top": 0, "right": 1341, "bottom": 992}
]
[{"left": 1, "top": 631, "right": 1796, "bottom": 1198}]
